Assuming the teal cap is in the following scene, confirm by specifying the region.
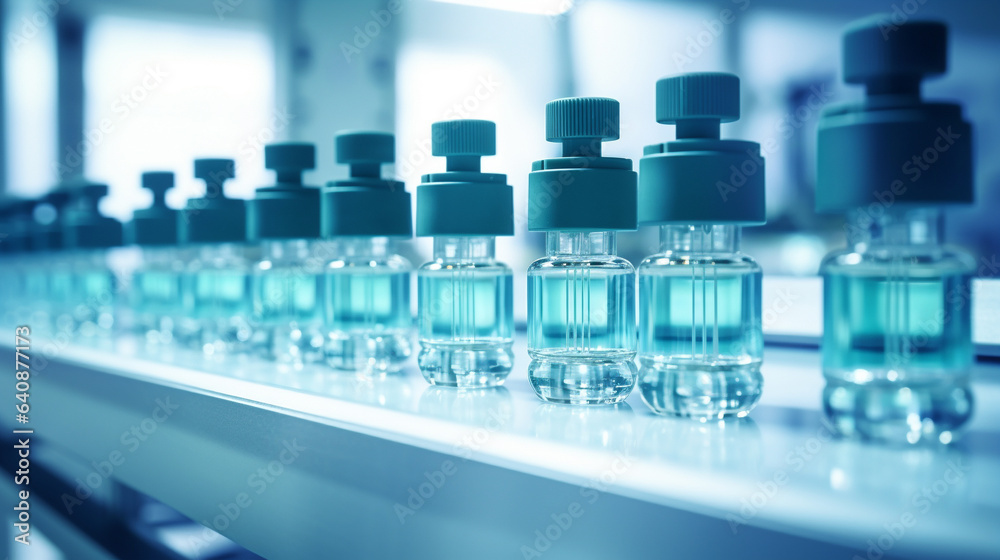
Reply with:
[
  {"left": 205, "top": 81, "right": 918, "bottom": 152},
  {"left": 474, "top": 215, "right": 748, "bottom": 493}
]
[
  {"left": 639, "top": 72, "right": 765, "bottom": 226},
  {"left": 247, "top": 143, "right": 321, "bottom": 241},
  {"left": 30, "top": 190, "right": 72, "bottom": 251},
  {"left": 816, "top": 17, "right": 973, "bottom": 212},
  {"left": 528, "top": 97, "right": 637, "bottom": 232},
  {"left": 61, "top": 180, "right": 123, "bottom": 249},
  {"left": 180, "top": 158, "right": 246, "bottom": 244},
  {"left": 417, "top": 120, "right": 513, "bottom": 237},
  {"left": 128, "top": 171, "right": 178, "bottom": 246},
  {"left": 322, "top": 131, "right": 412, "bottom": 238},
  {"left": 0, "top": 199, "right": 35, "bottom": 253}
]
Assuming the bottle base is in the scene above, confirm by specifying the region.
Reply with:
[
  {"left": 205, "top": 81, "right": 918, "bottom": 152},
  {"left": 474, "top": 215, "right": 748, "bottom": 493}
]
[
  {"left": 823, "top": 373, "right": 973, "bottom": 444},
  {"left": 325, "top": 329, "right": 412, "bottom": 373},
  {"left": 527, "top": 352, "right": 637, "bottom": 405},
  {"left": 251, "top": 323, "right": 326, "bottom": 365},
  {"left": 418, "top": 341, "right": 513, "bottom": 387},
  {"left": 637, "top": 357, "right": 763, "bottom": 419}
]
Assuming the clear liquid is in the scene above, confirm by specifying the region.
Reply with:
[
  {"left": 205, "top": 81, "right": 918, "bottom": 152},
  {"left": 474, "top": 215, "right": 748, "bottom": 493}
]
[
  {"left": 527, "top": 259, "right": 636, "bottom": 404},
  {"left": 417, "top": 265, "right": 514, "bottom": 387},
  {"left": 822, "top": 261, "right": 974, "bottom": 442},
  {"left": 250, "top": 269, "right": 325, "bottom": 364},
  {"left": 638, "top": 258, "right": 763, "bottom": 418},
  {"left": 132, "top": 269, "right": 183, "bottom": 344},
  {"left": 187, "top": 269, "right": 253, "bottom": 354},
  {"left": 324, "top": 269, "right": 411, "bottom": 372}
]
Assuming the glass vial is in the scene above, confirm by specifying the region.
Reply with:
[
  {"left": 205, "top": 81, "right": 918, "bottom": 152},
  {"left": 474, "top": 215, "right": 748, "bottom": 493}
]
[
  {"left": 636, "top": 73, "right": 766, "bottom": 418},
  {"left": 324, "top": 237, "right": 412, "bottom": 372},
  {"left": 528, "top": 231, "right": 636, "bottom": 403},
  {"left": 821, "top": 209, "right": 974, "bottom": 441},
  {"left": 178, "top": 158, "right": 253, "bottom": 356},
  {"left": 638, "top": 225, "right": 763, "bottom": 417},
  {"left": 246, "top": 143, "right": 325, "bottom": 365},
  {"left": 418, "top": 236, "right": 513, "bottom": 386},
  {"left": 321, "top": 131, "right": 415, "bottom": 373},
  {"left": 526, "top": 97, "right": 639, "bottom": 404},
  {"left": 415, "top": 119, "right": 515, "bottom": 386},
  {"left": 815, "top": 18, "right": 976, "bottom": 443}
]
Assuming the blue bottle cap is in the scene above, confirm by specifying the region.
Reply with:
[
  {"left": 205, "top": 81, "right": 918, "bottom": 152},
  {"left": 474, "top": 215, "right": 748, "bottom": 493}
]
[
  {"left": 61, "top": 180, "right": 123, "bottom": 249},
  {"left": 128, "top": 171, "right": 179, "bottom": 246},
  {"left": 639, "top": 72, "right": 765, "bottom": 225},
  {"left": 180, "top": 158, "right": 246, "bottom": 244},
  {"left": 30, "top": 189, "right": 72, "bottom": 251},
  {"left": 816, "top": 16, "right": 972, "bottom": 212},
  {"left": 528, "top": 97, "right": 637, "bottom": 232},
  {"left": 322, "top": 131, "right": 412, "bottom": 238},
  {"left": 247, "top": 143, "right": 321, "bottom": 241},
  {"left": 417, "top": 120, "right": 513, "bottom": 237}
]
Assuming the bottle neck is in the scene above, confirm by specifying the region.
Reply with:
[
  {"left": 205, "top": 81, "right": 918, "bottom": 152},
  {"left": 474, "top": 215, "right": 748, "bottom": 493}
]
[
  {"left": 846, "top": 208, "right": 943, "bottom": 250},
  {"left": 659, "top": 224, "right": 740, "bottom": 254},
  {"left": 546, "top": 231, "right": 616, "bottom": 257},
  {"left": 262, "top": 238, "right": 312, "bottom": 262},
  {"left": 433, "top": 236, "right": 495, "bottom": 263},
  {"left": 335, "top": 236, "right": 395, "bottom": 258}
]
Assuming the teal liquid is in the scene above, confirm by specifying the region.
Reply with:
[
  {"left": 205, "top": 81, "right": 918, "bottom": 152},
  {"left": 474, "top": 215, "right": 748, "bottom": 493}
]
[
  {"left": 823, "top": 272, "right": 972, "bottom": 378},
  {"left": 822, "top": 267, "right": 974, "bottom": 442},
  {"left": 324, "top": 270, "right": 411, "bottom": 371},
  {"left": 251, "top": 270, "right": 325, "bottom": 363},
  {"left": 72, "top": 269, "right": 116, "bottom": 338},
  {"left": 132, "top": 269, "right": 183, "bottom": 342},
  {"left": 637, "top": 261, "right": 763, "bottom": 418},
  {"left": 417, "top": 266, "right": 514, "bottom": 386},
  {"left": 186, "top": 269, "right": 252, "bottom": 352},
  {"left": 527, "top": 261, "right": 636, "bottom": 404}
]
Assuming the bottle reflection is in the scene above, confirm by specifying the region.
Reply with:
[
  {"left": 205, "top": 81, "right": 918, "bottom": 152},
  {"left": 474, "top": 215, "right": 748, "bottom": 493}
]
[
  {"left": 419, "top": 386, "right": 514, "bottom": 428},
  {"left": 533, "top": 403, "right": 634, "bottom": 453},
  {"left": 640, "top": 416, "right": 762, "bottom": 474}
]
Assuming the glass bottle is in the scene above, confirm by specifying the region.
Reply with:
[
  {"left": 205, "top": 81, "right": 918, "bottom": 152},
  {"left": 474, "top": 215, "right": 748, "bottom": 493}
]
[
  {"left": 60, "top": 180, "right": 124, "bottom": 342},
  {"left": 178, "top": 158, "right": 254, "bottom": 356},
  {"left": 128, "top": 171, "right": 182, "bottom": 346},
  {"left": 322, "top": 131, "right": 413, "bottom": 373},
  {"left": 636, "top": 73, "right": 766, "bottom": 418},
  {"left": 416, "top": 120, "right": 514, "bottom": 387},
  {"left": 638, "top": 225, "right": 763, "bottom": 417},
  {"left": 816, "top": 18, "right": 976, "bottom": 443},
  {"left": 247, "top": 143, "right": 325, "bottom": 365},
  {"left": 526, "top": 97, "right": 638, "bottom": 404}
]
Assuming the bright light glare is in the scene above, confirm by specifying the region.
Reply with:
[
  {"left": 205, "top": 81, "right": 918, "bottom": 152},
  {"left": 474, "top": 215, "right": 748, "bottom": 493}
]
[
  {"left": 432, "top": 0, "right": 573, "bottom": 16},
  {"left": 84, "top": 16, "right": 275, "bottom": 220}
]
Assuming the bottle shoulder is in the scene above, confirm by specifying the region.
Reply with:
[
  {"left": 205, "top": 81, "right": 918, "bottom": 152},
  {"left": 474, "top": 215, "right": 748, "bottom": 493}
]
[
  {"left": 325, "top": 253, "right": 412, "bottom": 272},
  {"left": 528, "top": 254, "right": 635, "bottom": 273},
  {"left": 638, "top": 252, "right": 761, "bottom": 272},
  {"left": 820, "top": 244, "right": 977, "bottom": 275},
  {"left": 419, "top": 260, "right": 511, "bottom": 273}
]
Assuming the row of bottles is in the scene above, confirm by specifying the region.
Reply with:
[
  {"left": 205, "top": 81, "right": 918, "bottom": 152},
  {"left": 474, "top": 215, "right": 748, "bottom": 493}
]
[{"left": 0, "top": 17, "right": 976, "bottom": 443}]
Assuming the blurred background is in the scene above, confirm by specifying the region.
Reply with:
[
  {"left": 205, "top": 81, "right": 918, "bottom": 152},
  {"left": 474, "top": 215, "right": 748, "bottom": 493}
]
[{"left": 2, "top": 0, "right": 999, "bottom": 319}]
